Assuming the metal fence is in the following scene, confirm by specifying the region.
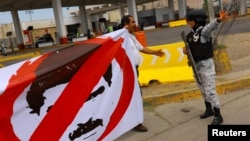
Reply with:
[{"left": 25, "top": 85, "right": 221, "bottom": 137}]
[{"left": 214, "top": 1, "right": 250, "bottom": 75}]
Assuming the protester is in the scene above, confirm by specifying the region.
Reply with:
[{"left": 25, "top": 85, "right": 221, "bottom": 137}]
[
  {"left": 183, "top": 9, "right": 228, "bottom": 125},
  {"left": 120, "top": 15, "right": 165, "bottom": 132}
]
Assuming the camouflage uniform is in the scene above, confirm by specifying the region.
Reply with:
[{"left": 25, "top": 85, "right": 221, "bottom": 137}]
[
  {"left": 186, "top": 8, "right": 223, "bottom": 125},
  {"left": 196, "top": 58, "right": 220, "bottom": 108},
  {"left": 195, "top": 19, "right": 221, "bottom": 108}
]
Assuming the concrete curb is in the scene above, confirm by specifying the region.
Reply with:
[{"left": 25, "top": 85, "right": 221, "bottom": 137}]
[
  {"left": 143, "top": 75, "right": 250, "bottom": 106},
  {"left": 0, "top": 51, "right": 41, "bottom": 63}
]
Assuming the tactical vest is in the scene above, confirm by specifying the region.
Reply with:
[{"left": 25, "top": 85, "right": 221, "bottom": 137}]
[{"left": 187, "top": 27, "right": 213, "bottom": 62}]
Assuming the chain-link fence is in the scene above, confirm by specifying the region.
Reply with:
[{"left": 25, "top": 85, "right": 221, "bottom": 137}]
[{"left": 213, "top": 0, "right": 250, "bottom": 75}]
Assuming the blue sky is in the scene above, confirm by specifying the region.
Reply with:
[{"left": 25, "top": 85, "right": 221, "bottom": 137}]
[{"left": 0, "top": 7, "right": 79, "bottom": 24}]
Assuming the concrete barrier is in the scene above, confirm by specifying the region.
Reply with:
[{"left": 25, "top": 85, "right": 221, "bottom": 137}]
[
  {"left": 169, "top": 19, "right": 187, "bottom": 27},
  {"left": 72, "top": 36, "right": 88, "bottom": 42},
  {"left": 38, "top": 42, "right": 53, "bottom": 48},
  {"left": 135, "top": 31, "right": 148, "bottom": 48},
  {"left": 138, "top": 42, "right": 194, "bottom": 86}
]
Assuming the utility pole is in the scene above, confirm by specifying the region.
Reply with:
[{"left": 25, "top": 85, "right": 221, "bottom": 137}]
[
  {"left": 207, "top": 0, "right": 215, "bottom": 22},
  {"left": 205, "top": 0, "right": 217, "bottom": 44},
  {"left": 151, "top": 0, "right": 156, "bottom": 27},
  {"left": 25, "top": 10, "right": 33, "bottom": 21},
  {"left": 1, "top": 24, "right": 4, "bottom": 39}
]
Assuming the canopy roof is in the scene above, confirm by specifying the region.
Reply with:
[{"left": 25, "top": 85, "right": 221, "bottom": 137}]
[{"left": 0, "top": 0, "right": 151, "bottom": 12}]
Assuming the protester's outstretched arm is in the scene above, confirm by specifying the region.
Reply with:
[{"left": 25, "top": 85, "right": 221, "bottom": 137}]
[{"left": 140, "top": 47, "right": 165, "bottom": 57}]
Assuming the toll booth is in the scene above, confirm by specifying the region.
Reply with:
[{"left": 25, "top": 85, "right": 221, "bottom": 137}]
[
  {"left": 23, "top": 30, "right": 32, "bottom": 45},
  {"left": 23, "top": 26, "right": 34, "bottom": 48}
]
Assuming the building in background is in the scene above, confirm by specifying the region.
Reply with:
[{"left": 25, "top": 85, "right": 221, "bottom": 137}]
[{"left": 0, "top": 0, "right": 249, "bottom": 48}]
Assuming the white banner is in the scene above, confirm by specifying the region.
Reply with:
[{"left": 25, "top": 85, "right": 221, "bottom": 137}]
[{"left": 0, "top": 29, "right": 143, "bottom": 141}]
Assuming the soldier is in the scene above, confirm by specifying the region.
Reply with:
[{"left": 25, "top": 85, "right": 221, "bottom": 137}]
[{"left": 183, "top": 9, "right": 227, "bottom": 125}]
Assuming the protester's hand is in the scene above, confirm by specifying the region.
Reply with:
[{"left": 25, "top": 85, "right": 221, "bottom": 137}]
[
  {"left": 154, "top": 49, "right": 165, "bottom": 57},
  {"left": 183, "top": 47, "right": 187, "bottom": 55}
]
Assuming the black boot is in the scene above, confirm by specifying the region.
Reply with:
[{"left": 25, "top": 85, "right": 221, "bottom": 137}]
[
  {"left": 200, "top": 101, "right": 214, "bottom": 119},
  {"left": 210, "top": 107, "right": 223, "bottom": 125}
]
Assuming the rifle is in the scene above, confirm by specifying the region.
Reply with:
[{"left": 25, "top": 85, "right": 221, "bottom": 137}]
[{"left": 181, "top": 31, "right": 201, "bottom": 85}]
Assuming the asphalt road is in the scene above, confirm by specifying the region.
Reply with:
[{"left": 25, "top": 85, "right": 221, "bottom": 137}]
[
  {"left": 145, "top": 16, "right": 250, "bottom": 46},
  {"left": 145, "top": 25, "right": 190, "bottom": 46}
]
